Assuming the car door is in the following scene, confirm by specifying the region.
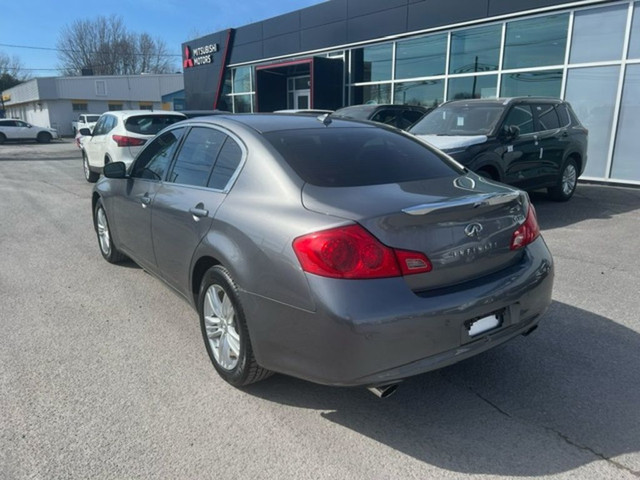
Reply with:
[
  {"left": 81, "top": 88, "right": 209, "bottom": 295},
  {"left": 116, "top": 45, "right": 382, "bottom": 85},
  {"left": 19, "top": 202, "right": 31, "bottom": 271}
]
[
  {"left": 500, "top": 104, "right": 542, "bottom": 189},
  {"left": 14, "top": 121, "right": 35, "bottom": 140},
  {"left": 151, "top": 126, "right": 245, "bottom": 297},
  {"left": 532, "top": 103, "right": 566, "bottom": 186},
  {"left": 0, "top": 120, "right": 19, "bottom": 139},
  {"left": 83, "top": 115, "right": 115, "bottom": 167},
  {"left": 108, "top": 127, "right": 186, "bottom": 272}
]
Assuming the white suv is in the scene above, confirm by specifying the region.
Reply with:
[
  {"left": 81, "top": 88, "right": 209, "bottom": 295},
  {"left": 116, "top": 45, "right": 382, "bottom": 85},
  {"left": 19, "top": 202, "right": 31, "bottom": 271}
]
[
  {"left": 81, "top": 110, "right": 186, "bottom": 182},
  {"left": 0, "top": 119, "right": 59, "bottom": 144}
]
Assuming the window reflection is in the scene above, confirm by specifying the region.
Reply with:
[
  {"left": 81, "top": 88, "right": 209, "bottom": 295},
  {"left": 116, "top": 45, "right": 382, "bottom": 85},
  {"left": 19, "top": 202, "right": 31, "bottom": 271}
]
[
  {"left": 353, "top": 84, "right": 391, "bottom": 104},
  {"left": 628, "top": 3, "right": 640, "bottom": 59},
  {"left": 501, "top": 70, "right": 562, "bottom": 97},
  {"left": 450, "top": 25, "right": 501, "bottom": 74},
  {"left": 394, "top": 80, "right": 444, "bottom": 107},
  {"left": 570, "top": 5, "right": 627, "bottom": 64},
  {"left": 352, "top": 44, "right": 393, "bottom": 83},
  {"left": 233, "top": 67, "right": 252, "bottom": 93},
  {"left": 447, "top": 75, "right": 497, "bottom": 100},
  {"left": 611, "top": 65, "right": 640, "bottom": 181},
  {"left": 396, "top": 34, "right": 447, "bottom": 79},
  {"left": 503, "top": 14, "right": 569, "bottom": 69}
]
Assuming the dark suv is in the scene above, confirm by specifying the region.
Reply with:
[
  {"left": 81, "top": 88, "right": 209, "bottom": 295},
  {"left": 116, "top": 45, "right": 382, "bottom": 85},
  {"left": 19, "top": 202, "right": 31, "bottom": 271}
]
[
  {"left": 410, "top": 97, "right": 588, "bottom": 201},
  {"left": 333, "top": 104, "right": 430, "bottom": 131}
]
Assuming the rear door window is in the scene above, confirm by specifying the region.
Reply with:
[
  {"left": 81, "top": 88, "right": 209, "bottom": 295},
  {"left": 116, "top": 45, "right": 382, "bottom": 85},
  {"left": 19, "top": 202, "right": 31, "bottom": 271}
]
[
  {"left": 167, "top": 127, "right": 226, "bottom": 187},
  {"left": 555, "top": 103, "right": 571, "bottom": 127},
  {"left": 264, "top": 127, "right": 460, "bottom": 187},
  {"left": 534, "top": 104, "right": 561, "bottom": 131}
]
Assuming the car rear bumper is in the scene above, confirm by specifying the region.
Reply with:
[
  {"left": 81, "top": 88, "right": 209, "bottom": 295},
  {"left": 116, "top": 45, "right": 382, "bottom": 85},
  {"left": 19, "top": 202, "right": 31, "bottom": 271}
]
[{"left": 241, "top": 237, "right": 554, "bottom": 387}]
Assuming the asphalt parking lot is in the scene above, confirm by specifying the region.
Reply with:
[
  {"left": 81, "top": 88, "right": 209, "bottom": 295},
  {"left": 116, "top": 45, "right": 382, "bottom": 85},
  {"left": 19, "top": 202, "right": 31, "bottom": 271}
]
[{"left": 1, "top": 140, "right": 639, "bottom": 479}]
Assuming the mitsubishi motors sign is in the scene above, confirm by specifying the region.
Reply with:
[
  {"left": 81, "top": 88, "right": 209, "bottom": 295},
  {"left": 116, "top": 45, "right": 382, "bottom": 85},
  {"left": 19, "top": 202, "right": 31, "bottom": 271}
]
[{"left": 183, "top": 43, "right": 219, "bottom": 68}]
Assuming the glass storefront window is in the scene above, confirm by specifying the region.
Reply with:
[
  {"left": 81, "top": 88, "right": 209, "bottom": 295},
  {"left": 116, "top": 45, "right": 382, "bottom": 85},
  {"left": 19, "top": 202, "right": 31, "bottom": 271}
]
[
  {"left": 503, "top": 14, "right": 569, "bottom": 69},
  {"left": 352, "top": 44, "right": 393, "bottom": 83},
  {"left": 353, "top": 84, "right": 391, "bottom": 104},
  {"left": 565, "top": 66, "right": 620, "bottom": 178},
  {"left": 449, "top": 25, "right": 501, "bottom": 75},
  {"left": 611, "top": 65, "right": 640, "bottom": 181},
  {"left": 570, "top": 4, "right": 627, "bottom": 64},
  {"left": 395, "top": 34, "right": 447, "bottom": 79},
  {"left": 394, "top": 80, "right": 444, "bottom": 107},
  {"left": 233, "top": 94, "right": 253, "bottom": 113},
  {"left": 447, "top": 75, "right": 497, "bottom": 100},
  {"left": 628, "top": 2, "right": 640, "bottom": 59},
  {"left": 500, "top": 70, "right": 562, "bottom": 97},
  {"left": 233, "top": 67, "right": 252, "bottom": 93}
]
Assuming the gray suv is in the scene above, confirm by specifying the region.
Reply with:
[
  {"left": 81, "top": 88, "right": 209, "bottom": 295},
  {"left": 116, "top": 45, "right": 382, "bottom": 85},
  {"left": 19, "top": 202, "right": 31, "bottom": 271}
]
[{"left": 410, "top": 98, "right": 588, "bottom": 201}]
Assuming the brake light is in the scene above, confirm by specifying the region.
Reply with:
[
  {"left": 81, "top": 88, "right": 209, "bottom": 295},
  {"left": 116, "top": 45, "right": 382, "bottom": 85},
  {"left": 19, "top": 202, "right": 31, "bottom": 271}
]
[
  {"left": 510, "top": 204, "right": 540, "bottom": 250},
  {"left": 292, "top": 225, "right": 432, "bottom": 279},
  {"left": 112, "top": 135, "right": 146, "bottom": 147}
]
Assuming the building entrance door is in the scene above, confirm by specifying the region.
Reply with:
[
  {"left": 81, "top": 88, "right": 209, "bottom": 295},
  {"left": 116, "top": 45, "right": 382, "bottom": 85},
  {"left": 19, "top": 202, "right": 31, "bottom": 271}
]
[{"left": 288, "top": 75, "right": 310, "bottom": 109}]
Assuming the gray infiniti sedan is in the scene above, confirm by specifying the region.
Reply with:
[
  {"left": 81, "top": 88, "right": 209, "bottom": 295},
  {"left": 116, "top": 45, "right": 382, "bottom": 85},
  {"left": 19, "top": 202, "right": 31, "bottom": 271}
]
[{"left": 92, "top": 113, "right": 553, "bottom": 395}]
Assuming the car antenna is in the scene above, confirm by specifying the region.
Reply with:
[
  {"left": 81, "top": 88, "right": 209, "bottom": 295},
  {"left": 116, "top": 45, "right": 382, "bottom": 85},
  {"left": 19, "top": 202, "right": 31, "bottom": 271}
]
[{"left": 317, "top": 113, "right": 332, "bottom": 127}]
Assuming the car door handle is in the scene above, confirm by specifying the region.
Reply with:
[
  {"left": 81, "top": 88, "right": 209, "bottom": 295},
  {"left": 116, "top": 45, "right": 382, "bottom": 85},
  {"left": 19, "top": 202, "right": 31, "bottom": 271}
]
[
  {"left": 140, "top": 195, "right": 151, "bottom": 208},
  {"left": 189, "top": 207, "right": 209, "bottom": 218}
]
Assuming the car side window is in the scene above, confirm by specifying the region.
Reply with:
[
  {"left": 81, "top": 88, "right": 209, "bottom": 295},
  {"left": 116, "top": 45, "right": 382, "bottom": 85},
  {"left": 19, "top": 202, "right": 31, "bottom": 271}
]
[
  {"left": 92, "top": 116, "right": 109, "bottom": 136},
  {"left": 207, "top": 137, "right": 243, "bottom": 190},
  {"left": 131, "top": 127, "right": 185, "bottom": 180},
  {"left": 167, "top": 127, "right": 226, "bottom": 187},
  {"left": 535, "top": 104, "right": 561, "bottom": 131},
  {"left": 371, "top": 109, "right": 398, "bottom": 126},
  {"left": 555, "top": 104, "right": 571, "bottom": 127},
  {"left": 401, "top": 110, "right": 425, "bottom": 128},
  {"left": 503, "top": 105, "right": 534, "bottom": 135}
]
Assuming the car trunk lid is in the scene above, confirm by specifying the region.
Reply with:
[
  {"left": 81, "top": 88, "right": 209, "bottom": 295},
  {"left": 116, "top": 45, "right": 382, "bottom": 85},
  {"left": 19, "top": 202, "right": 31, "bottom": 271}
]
[{"left": 301, "top": 174, "right": 528, "bottom": 291}]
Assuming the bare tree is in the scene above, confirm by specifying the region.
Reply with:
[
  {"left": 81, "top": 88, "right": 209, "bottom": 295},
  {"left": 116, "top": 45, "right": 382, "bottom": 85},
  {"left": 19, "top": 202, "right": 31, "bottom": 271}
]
[
  {"left": 0, "top": 52, "right": 30, "bottom": 92},
  {"left": 56, "top": 15, "right": 176, "bottom": 75}
]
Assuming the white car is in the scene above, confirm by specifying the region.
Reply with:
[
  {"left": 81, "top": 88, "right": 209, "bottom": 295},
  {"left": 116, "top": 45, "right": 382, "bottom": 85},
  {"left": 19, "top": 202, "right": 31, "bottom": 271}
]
[
  {"left": 0, "top": 119, "right": 59, "bottom": 144},
  {"left": 80, "top": 110, "right": 186, "bottom": 182}
]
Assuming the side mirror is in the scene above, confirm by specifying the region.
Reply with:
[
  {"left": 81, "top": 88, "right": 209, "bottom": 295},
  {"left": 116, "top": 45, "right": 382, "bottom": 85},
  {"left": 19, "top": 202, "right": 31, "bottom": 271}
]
[
  {"left": 103, "top": 161, "right": 127, "bottom": 179},
  {"left": 78, "top": 127, "right": 92, "bottom": 136},
  {"left": 501, "top": 124, "right": 520, "bottom": 140}
]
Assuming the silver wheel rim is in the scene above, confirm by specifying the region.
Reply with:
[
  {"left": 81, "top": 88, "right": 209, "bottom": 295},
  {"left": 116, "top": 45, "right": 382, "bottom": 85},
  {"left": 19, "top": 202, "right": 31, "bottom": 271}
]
[
  {"left": 562, "top": 163, "right": 577, "bottom": 196},
  {"left": 83, "top": 155, "right": 90, "bottom": 180},
  {"left": 204, "top": 284, "right": 241, "bottom": 370},
  {"left": 96, "top": 207, "right": 111, "bottom": 255}
]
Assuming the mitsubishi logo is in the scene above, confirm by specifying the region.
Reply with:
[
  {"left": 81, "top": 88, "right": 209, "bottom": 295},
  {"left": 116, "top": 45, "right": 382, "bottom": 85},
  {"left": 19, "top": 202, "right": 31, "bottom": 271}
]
[
  {"left": 464, "top": 222, "right": 483, "bottom": 238},
  {"left": 183, "top": 46, "right": 194, "bottom": 69}
]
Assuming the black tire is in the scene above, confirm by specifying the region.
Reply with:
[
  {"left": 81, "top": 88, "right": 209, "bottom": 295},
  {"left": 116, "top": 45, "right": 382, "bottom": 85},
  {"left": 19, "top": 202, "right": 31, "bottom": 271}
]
[
  {"left": 37, "top": 132, "right": 51, "bottom": 143},
  {"left": 93, "top": 198, "right": 127, "bottom": 263},
  {"left": 83, "top": 151, "right": 99, "bottom": 183},
  {"left": 548, "top": 158, "right": 578, "bottom": 202},
  {"left": 0, "top": 133, "right": 6, "bottom": 144},
  {"left": 199, "top": 265, "right": 272, "bottom": 387},
  {"left": 476, "top": 167, "right": 497, "bottom": 181}
]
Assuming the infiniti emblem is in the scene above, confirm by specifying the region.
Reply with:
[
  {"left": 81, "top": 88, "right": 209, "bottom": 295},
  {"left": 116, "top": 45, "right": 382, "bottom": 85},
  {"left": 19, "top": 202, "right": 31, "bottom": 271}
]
[{"left": 464, "top": 222, "right": 483, "bottom": 238}]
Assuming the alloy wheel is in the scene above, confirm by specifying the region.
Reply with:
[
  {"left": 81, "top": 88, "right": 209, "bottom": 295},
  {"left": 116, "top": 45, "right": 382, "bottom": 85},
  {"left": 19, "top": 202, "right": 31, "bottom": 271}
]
[
  {"left": 562, "top": 163, "right": 577, "bottom": 196},
  {"left": 203, "top": 284, "right": 241, "bottom": 370},
  {"left": 96, "top": 207, "right": 111, "bottom": 255}
]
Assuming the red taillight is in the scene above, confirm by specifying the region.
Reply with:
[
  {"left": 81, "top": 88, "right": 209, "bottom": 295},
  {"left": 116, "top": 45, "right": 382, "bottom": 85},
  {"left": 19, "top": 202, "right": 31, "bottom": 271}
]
[
  {"left": 510, "top": 204, "right": 540, "bottom": 250},
  {"left": 292, "top": 224, "right": 432, "bottom": 279},
  {"left": 112, "top": 135, "right": 146, "bottom": 147}
]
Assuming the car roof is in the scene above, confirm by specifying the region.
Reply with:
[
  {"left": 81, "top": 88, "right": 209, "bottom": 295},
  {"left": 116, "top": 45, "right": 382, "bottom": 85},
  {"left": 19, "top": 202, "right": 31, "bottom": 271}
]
[
  {"left": 179, "top": 113, "right": 377, "bottom": 134},
  {"left": 442, "top": 97, "right": 565, "bottom": 107},
  {"left": 101, "top": 110, "right": 187, "bottom": 119}
]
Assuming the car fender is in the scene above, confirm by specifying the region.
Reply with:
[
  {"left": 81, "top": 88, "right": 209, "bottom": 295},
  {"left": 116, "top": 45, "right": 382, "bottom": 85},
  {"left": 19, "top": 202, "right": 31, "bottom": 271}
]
[{"left": 468, "top": 153, "right": 506, "bottom": 181}]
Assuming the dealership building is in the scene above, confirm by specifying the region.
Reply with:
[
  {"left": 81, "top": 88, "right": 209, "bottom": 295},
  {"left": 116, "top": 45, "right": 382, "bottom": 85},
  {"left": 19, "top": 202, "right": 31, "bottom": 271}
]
[{"left": 183, "top": 0, "right": 640, "bottom": 185}]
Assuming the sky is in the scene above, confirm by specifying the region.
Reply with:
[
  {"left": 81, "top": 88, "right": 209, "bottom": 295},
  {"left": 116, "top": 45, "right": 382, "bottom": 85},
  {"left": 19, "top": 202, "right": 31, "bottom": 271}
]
[{"left": 0, "top": 0, "right": 326, "bottom": 77}]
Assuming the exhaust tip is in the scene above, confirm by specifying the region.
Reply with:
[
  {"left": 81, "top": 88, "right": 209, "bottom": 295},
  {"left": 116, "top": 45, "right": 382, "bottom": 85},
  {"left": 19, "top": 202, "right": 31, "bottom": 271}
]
[{"left": 367, "top": 384, "right": 399, "bottom": 399}]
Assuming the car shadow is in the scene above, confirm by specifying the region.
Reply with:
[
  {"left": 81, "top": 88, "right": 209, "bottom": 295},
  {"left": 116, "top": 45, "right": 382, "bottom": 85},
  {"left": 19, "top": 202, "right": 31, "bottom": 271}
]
[
  {"left": 244, "top": 301, "right": 640, "bottom": 476},
  {"left": 529, "top": 182, "right": 640, "bottom": 231}
]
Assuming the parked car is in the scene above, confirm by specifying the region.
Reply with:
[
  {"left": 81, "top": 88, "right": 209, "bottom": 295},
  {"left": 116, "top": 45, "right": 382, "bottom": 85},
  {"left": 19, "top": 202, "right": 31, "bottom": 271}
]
[
  {"left": 410, "top": 97, "right": 588, "bottom": 201},
  {"left": 71, "top": 114, "right": 101, "bottom": 134},
  {"left": 0, "top": 119, "right": 59, "bottom": 144},
  {"left": 332, "top": 104, "right": 431, "bottom": 130},
  {"left": 92, "top": 114, "right": 554, "bottom": 394},
  {"left": 80, "top": 110, "right": 186, "bottom": 182}
]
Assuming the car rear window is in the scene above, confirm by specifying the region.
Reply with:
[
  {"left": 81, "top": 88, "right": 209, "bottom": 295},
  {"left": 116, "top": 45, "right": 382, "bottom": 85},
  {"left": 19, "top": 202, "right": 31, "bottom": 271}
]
[
  {"left": 125, "top": 115, "right": 184, "bottom": 135},
  {"left": 263, "top": 127, "right": 461, "bottom": 187}
]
